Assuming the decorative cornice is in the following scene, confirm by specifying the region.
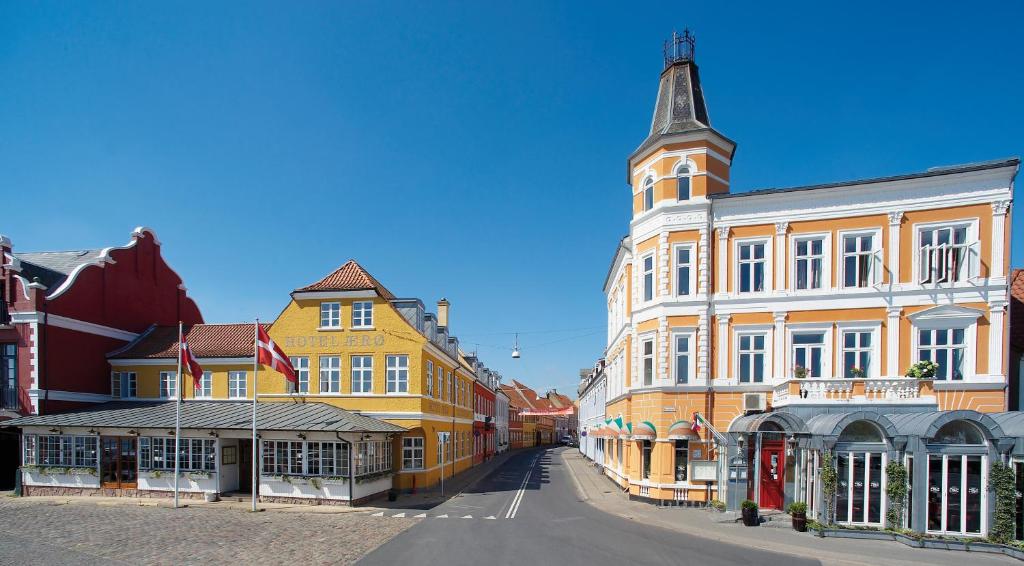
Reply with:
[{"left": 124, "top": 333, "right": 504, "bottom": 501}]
[
  {"left": 888, "top": 210, "right": 905, "bottom": 226},
  {"left": 992, "top": 200, "right": 1011, "bottom": 216},
  {"left": 774, "top": 222, "right": 789, "bottom": 235},
  {"left": 716, "top": 226, "right": 730, "bottom": 241}
]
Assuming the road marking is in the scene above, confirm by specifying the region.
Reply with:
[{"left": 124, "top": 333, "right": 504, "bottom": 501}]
[
  {"left": 484, "top": 516, "right": 496, "bottom": 520},
  {"left": 370, "top": 511, "right": 384, "bottom": 517},
  {"left": 392, "top": 512, "right": 406, "bottom": 518},
  {"left": 505, "top": 455, "right": 539, "bottom": 519},
  {"left": 461, "top": 514, "right": 473, "bottom": 519},
  {"left": 413, "top": 513, "right": 427, "bottom": 518},
  {"left": 435, "top": 514, "right": 448, "bottom": 518}
]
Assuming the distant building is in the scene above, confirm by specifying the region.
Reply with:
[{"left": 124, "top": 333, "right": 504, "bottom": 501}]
[{"left": 578, "top": 359, "right": 607, "bottom": 462}]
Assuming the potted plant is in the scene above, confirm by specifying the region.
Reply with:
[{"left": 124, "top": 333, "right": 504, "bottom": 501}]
[
  {"left": 793, "top": 365, "right": 808, "bottom": 379},
  {"left": 788, "top": 501, "right": 808, "bottom": 532},
  {"left": 849, "top": 366, "right": 865, "bottom": 378},
  {"left": 905, "top": 360, "right": 938, "bottom": 379},
  {"left": 387, "top": 488, "right": 398, "bottom": 502},
  {"left": 741, "top": 499, "right": 759, "bottom": 527}
]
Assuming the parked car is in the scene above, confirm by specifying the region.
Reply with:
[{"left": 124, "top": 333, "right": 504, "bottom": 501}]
[{"left": 561, "top": 435, "right": 576, "bottom": 447}]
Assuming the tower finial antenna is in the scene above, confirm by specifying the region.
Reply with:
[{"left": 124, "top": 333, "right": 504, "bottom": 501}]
[{"left": 663, "top": 28, "right": 696, "bottom": 68}]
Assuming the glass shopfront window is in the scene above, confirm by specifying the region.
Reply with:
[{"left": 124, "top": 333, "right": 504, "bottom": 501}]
[{"left": 927, "top": 454, "right": 984, "bottom": 535}]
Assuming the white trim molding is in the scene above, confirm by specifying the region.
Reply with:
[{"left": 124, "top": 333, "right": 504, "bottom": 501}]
[{"left": 10, "top": 312, "right": 138, "bottom": 342}]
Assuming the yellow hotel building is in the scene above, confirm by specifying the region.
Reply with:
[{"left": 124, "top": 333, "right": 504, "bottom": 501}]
[
  {"left": 594, "top": 31, "right": 1019, "bottom": 538},
  {"left": 12, "top": 260, "right": 492, "bottom": 505}
]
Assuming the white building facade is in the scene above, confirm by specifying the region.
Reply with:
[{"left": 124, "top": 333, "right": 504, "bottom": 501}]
[
  {"left": 495, "top": 389, "right": 510, "bottom": 453},
  {"left": 577, "top": 359, "right": 607, "bottom": 463}
]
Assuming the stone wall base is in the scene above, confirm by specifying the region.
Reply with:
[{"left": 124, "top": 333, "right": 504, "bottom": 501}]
[
  {"left": 23, "top": 485, "right": 207, "bottom": 500},
  {"left": 259, "top": 490, "right": 385, "bottom": 507}
]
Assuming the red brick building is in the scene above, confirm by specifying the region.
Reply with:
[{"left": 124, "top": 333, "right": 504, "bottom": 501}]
[
  {"left": 473, "top": 378, "right": 496, "bottom": 464},
  {"left": 0, "top": 227, "right": 202, "bottom": 487}
]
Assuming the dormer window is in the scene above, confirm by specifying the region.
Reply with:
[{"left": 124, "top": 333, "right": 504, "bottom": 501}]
[
  {"left": 676, "top": 165, "right": 691, "bottom": 201},
  {"left": 642, "top": 177, "right": 654, "bottom": 211}
]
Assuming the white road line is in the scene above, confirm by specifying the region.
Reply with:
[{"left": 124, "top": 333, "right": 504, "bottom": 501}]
[
  {"left": 435, "top": 514, "right": 448, "bottom": 518},
  {"left": 505, "top": 455, "right": 539, "bottom": 519},
  {"left": 413, "top": 513, "right": 427, "bottom": 518},
  {"left": 392, "top": 512, "right": 406, "bottom": 518},
  {"left": 370, "top": 511, "right": 384, "bottom": 517},
  {"left": 484, "top": 515, "right": 496, "bottom": 520},
  {"left": 461, "top": 514, "right": 473, "bottom": 519}
]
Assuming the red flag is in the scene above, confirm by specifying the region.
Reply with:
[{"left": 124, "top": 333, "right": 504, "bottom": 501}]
[
  {"left": 256, "top": 325, "right": 297, "bottom": 383},
  {"left": 692, "top": 412, "right": 703, "bottom": 435},
  {"left": 180, "top": 332, "right": 205, "bottom": 390}
]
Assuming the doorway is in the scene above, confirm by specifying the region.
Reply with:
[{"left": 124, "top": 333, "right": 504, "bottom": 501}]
[
  {"left": 238, "top": 439, "right": 254, "bottom": 494},
  {"left": 759, "top": 439, "right": 785, "bottom": 510},
  {"left": 100, "top": 437, "right": 137, "bottom": 489}
]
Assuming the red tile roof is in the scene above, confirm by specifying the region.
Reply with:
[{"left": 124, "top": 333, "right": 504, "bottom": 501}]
[
  {"left": 295, "top": 260, "right": 396, "bottom": 299},
  {"left": 109, "top": 323, "right": 266, "bottom": 359},
  {"left": 1011, "top": 269, "right": 1024, "bottom": 350}
]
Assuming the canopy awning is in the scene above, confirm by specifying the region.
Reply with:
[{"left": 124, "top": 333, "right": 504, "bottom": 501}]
[
  {"left": 668, "top": 419, "right": 699, "bottom": 440},
  {"left": 632, "top": 420, "right": 656, "bottom": 440}
]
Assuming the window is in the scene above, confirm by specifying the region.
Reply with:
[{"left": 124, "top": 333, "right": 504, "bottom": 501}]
[
  {"left": 320, "top": 302, "right": 341, "bottom": 328},
  {"left": 918, "top": 328, "right": 965, "bottom": 380},
  {"left": 140, "top": 437, "right": 215, "bottom": 472},
  {"left": 641, "top": 440, "right": 652, "bottom": 479},
  {"left": 842, "top": 331, "right": 872, "bottom": 378},
  {"left": 835, "top": 450, "right": 885, "bottom": 525},
  {"left": 842, "top": 233, "right": 875, "bottom": 288},
  {"left": 111, "top": 372, "right": 137, "bottom": 398},
  {"left": 291, "top": 357, "right": 309, "bottom": 394},
  {"left": 674, "top": 334, "right": 690, "bottom": 384},
  {"left": 920, "top": 224, "right": 973, "bottom": 284},
  {"left": 642, "top": 255, "right": 654, "bottom": 302},
  {"left": 932, "top": 420, "right": 985, "bottom": 445},
  {"left": 447, "top": 372, "right": 453, "bottom": 400},
  {"left": 351, "top": 355, "right": 373, "bottom": 393},
  {"left": 426, "top": 361, "right": 433, "bottom": 397},
  {"left": 352, "top": 301, "right": 374, "bottom": 328},
  {"left": 676, "top": 165, "right": 691, "bottom": 201},
  {"left": 387, "top": 355, "right": 409, "bottom": 393},
  {"left": 794, "top": 237, "right": 824, "bottom": 290},
  {"left": 261, "top": 440, "right": 349, "bottom": 477},
  {"left": 927, "top": 454, "right": 984, "bottom": 535},
  {"left": 738, "top": 334, "right": 766, "bottom": 383},
  {"left": 674, "top": 440, "right": 689, "bottom": 482},
  {"left": 437, "top": 436, "right": 444, "bottom": 465},
  {"left": 436, "top": 367, "right": 443, "bottom": 400},
  {"left": 675, "top": 245, "right": 693, "bottom": 296},
  {"left": 158, "top": 371, "right": 177, "bottom": 398},
  {"left": 23, "top": 435, "right": 97, "bottom": 468},
  {"left": 316, "top": 356, "right": 340, "bottom": 393},
  {"left": 642, "top": 177, "right": 654, "bottom": 211},
  {"left": 357, "top": 440, "right": 392, "bottom": 476},
  {"left": 228, "top": 371, "right": 247, "bottom": 398},
  {"left": 1, "top": 344, "right": 16, "bottom": 401},
  {"left": 738, "top": 241, "right": 767, "bottom": 293},
  {"left": 195, "top": 371, "right": 213, "bottom": 398},
  {"left": 792, "top": 333, "right": 826, "bottom": 378},
  {"left": 402, "top": 437, "right": 424, "bottom": 470},
  {"left": 642, "top": 338, "right": 654, "bottom": 386}
]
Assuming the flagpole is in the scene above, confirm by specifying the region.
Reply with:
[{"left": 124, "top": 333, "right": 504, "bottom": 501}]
[
  {"left": 251, "top": 318, "right": 259, "bottom": 512},
  {"left": 174, "top": 321, "right": 183, "bottom": 509}
]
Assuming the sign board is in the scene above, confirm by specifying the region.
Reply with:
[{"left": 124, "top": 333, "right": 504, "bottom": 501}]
[{"left": 690, "top": 460, "right": 718, "bottom": 482}]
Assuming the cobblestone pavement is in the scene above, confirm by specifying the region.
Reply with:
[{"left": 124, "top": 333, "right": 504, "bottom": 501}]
[{"left": 0, "top": 496, "right": 417, "bottom": 565}]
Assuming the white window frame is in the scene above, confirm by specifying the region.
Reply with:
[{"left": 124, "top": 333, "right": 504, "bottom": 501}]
[
  {"left": 786, "top": 323, "right": 833, "bottom": 379},
  {"left": 789, "top": 232, "right": 831, "bottom": 291},
  {"left": 838, "top": 228, "right": 882, "bottom": 289},
  {"left": 909, "top": 306, "right": 981, "bottom": 382},
  {"left": 734, "top": 237, "right": 772, "bottom": 295},
  {"left": 350, "top": 355, "right": 373, "bottom": 393},
  {"left": 291, "top": 357, "right": 309, "bottom": 394},
  {"left": 913, "top": 218, "right": 980, "bottom": 285},
  {"left": 352, "top": 301, "right": 374, "bottom": 329},
  {"left": 386, "top": 355, "right": 409, "bottom": 393},
  {"left": 925, "top": 453, "right": 988, "bottom": 536},
  {"left": 425, "top": 360, "right": 434, "bottom": 398},
  {"left": 836, "top": 450, "right": 887, "bottom": 527},
  {"left": 319, "top": 302, "right": 341, "bottom": 329},
  {"left": 194, "top": 371, "right": 213, "bottom": 398},
  {"left": 320, "top": 356, "right": 342, "bottom": 393},
  {"left": 673, "top": 243, "right": 696, "bottom": 297},
  {"left": 402, "top": 437, "right": 424, "bottom": 470},
  {"left": 111, "top": 371, "right": 137, "bottom": 399},
  {"left": 640, "top": 335, "right": 655, "bottom": 387},
  {"left": 641, "top": 253, "right": 655, "bottom": 303},
  {"left": 158, "top": 371, "right": 177, "bottom": 399},
  {"left": 672, "top": 329, "right": 696, "bottom": 385},
  {"left": 732, "top": 325, "right": 773, "bottom": 385},
  {"left": 674, "top": 161, "right": 694, "bottom": 201},
  {"left": 641, "top": 176, "right": 655, "bottom": 212},
  {"left": 835, "top": 322, "right": 882, "bottom": 378},
  {"left": 228, "top": 370, "right": 247, "bottom": 399}
]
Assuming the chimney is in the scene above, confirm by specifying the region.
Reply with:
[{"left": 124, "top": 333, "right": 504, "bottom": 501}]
[{"left": 437, "top": 298, "right": 450, "bottom": 328}]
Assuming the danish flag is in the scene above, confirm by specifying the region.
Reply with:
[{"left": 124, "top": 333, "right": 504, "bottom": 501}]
[
  {"left": 180, "top": 332, "right": 205, "bottom": 390},
  {"left": 692, "top": 412, "right": 703, "bottom": 435},
  {"left": 256, "top": 325, "right": 297, "bottom": 383}
]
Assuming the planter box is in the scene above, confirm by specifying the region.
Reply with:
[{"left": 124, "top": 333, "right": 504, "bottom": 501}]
[
  {"left": 818, "top": 528, "right": 893, "bottom": 541},
  {"left": 893, "top": 533, "right": 923, "bottom": 548}
]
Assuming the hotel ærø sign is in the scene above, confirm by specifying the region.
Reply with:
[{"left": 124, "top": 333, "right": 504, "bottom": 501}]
[{"left": 283, "top": 334, "right": 387, "bottom": 349}]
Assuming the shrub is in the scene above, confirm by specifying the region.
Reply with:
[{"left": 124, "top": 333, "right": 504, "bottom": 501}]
[
  {"left": 820, "top": 450, "right": 837, "bottom": 525},
  {"left": 989, "top": 461, "right": 1016, "bottom": 544},
  {"left": 709, "top": 500, "right": 726, "bottom": 511},
  {"left": 741, "top": 499, "right": 758, "bottom": 511},
  {"left": 787, "top": 501, "right": 807, "bottom": 515},
  {"left": 885, "top": 461, "right": 907, "bottom": 530},
  {"left": 905, "top": 360, "right": 938, "bottom": 379}
]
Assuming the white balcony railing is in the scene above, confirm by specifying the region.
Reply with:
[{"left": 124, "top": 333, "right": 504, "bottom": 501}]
[{"left": 772, "top": 378, "right": 934, "bottom": 407}]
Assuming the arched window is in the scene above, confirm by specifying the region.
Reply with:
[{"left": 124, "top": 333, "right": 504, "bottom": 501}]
[
  {"left": 931, "top": 420, "right": 985, "bottom": 444},
  {"left": 642, "top": 177, "right": 655, "bottom": 211},
  {"left": 838, "top": 420, "right": 884, "bottom": 443},
  {"left": 676, "top": 165, "right": 692, "bottom": 201}
]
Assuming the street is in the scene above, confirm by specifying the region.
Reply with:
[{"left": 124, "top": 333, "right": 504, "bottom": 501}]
[{"left": 360, "top": 447, "right": 819, "bottom": 566}]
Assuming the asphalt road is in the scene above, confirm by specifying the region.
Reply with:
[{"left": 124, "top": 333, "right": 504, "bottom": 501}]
[{"left": 360, "top": 447, "right": 820, "bottom": 566}]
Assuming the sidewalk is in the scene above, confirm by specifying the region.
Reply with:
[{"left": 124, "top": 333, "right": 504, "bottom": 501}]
[{"left": 561, "top": 450, "right": 1014, "bottom": 566}]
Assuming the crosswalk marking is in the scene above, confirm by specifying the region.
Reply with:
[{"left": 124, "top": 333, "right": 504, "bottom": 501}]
[
  {"left": 484, "top": 516, "right": 496, "bottom": 520},
  {"left": 370, "top": 511, "right": 384, "bottom": 517},
  {"left": 435, "top": 514, "right": 448, "bottom": 518},
  {"left": 370, "top": 510, "right": 510, "bottom": 520},
  {"left": 461, "top": 515, "right": 473, "bottom": 519},
  {"left": 414, "top": 513, "right": 427, "bottom": 518},
  {"left": 392, "top": 512, "right": 406, "bottom": 518}
]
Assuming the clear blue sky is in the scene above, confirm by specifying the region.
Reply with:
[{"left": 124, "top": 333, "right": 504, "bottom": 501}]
[{"left": 2, "top": 2, "right": 1022, "bottom": 396}]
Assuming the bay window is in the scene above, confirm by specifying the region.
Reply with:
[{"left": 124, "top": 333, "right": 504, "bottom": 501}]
[
  {"left": 24, "top": 434, "right": 98, "bottom": 468},
  {"left": 261, "top": 440, "right": 349, "bottom": 477}
]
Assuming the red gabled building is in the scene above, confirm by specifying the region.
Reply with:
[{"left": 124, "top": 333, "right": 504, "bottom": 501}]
[
  {"left": 0, "top": 227, "right": 202, "bottom": 487},
  {"left": 473, "top": 377, "right": 496, "bottom": 464}
]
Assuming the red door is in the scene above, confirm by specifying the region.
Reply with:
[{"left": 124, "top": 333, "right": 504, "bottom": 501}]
[{"left": 759, "top": 440, "right": 785, "bottom": 510}]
